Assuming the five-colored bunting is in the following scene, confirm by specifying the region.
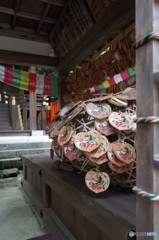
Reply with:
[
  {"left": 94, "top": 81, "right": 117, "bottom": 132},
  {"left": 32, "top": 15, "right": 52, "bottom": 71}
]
[
  {"left": 81, "top": 67, "right": 136, "bottom": 94},
  {"left": 0, "top": 65, "right": 58, "bottom": 97}
]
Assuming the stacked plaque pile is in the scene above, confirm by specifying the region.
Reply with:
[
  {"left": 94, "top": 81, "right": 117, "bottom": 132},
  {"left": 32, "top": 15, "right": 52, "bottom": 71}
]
[{"left": 46, "top": 87, "right": 136, "bottom": 193}]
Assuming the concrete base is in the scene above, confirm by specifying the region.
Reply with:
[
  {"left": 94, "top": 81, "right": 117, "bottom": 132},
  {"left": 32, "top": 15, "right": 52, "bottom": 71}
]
[
  {"left": 0, "top": 135, "right": 52, "bottom": 144},
  {"left": 0, "top": 175, "right": 48, "bottom": 240},
  {"left": 0, "top": 148, "right": 50, "bottom": 159},
  {"left": 1, "top": 168, "right": 19, "bottom": 178},
  {"left": 0, "top": 130, "right": 48, "bottom": 137},
  {"left": 0, "top": 130, "right": 32, "bottom": 136},
  {"left": 0, "top": 137, "right": 51, "bottom": 170},
  {"left": 0, "top": 157, "right": 22, "bottom": 170}
]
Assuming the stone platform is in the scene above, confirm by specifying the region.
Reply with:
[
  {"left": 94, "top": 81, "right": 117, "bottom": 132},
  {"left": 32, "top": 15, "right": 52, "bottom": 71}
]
[
  {"left": 22, "top": 154, "right": 136, "bottom": 240},
  {"left": 0, "top": 134, "right": 51, "bottom": 171}
]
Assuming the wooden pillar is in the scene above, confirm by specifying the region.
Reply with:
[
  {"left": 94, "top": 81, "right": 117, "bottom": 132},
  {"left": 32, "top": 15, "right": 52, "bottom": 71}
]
[
  {"left": 59, "top": 74, "right": 61, "bottom": 109},
  {"left": 59, "top": 74, "right": 65, "bottom": 108},
  {"left": 1, "top": 82, "right": 5, "bottom": 103},
  {"left": 29, "top": 92, "right": 37, "bottom": 130},
  {"left": 41, "top": 107, "right": 46, "bottom": 130},
  {"left": 23, "top": 105, "right": 28, "bottom": 130},
  {"left": 0, "top": 82, "right": 2, "bottom": 102},
  {"left": 136, "top": 0, "right": 159, "bottom": 238}
]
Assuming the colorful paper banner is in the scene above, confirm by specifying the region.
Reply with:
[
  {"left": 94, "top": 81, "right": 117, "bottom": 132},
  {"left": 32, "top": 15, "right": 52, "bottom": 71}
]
[
  {"left": 81, "top": 67, "right": 136, "bottom": 94},
  {"left": 0, "top": 65, "right": 58, "bottom": 97}
]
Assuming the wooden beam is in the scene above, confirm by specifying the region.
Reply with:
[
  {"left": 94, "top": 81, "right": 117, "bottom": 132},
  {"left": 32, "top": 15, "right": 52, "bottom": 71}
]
[
  {"left": 0, "top": 6, "right": 56, "bottom": 24},
  {"left": 0, "top": 49, "right": 58, "bottom": 68},
  {"left": 23, "top": 105, "right": 28, "bottom": 130},
  {"left": 39, "top": 0, "right": 64, "bottom": 7},
  {"left": 41, "top": 107, "right": 46, "bottom": 130},
  {"left": 37, "top": 0, "right": 52, "bottom": 33},
  {"left": 29, "top": 92, "right": 37, "bottom": 130},
  {"left": 0, "top": 23, "right": 49, "bottom": 43},
  {"left": 12, "top": 0, "right": 22, "bottom": 29},
  {"left": 136, "top": 0, "right": 159, "bottom": 239},
  {"left": 49, "top": 0, "right": 70, "bottom": 38},
  {"left": 56, "top": 0, "right": 135, "bottom": 74}
]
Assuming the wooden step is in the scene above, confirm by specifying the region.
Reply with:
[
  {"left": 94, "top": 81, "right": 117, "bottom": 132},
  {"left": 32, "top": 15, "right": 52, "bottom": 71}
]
[
  {"left": 0, "top": 115, "right": 11, "bottom": 118},
  {"left": 0, "top": 104, "right": 12, "bottom": 130},
  {"left": 0, "top": 124, "right": 12, "bottom": 128},
  {"left": 0, "top": 105, "right": 10, "bottom": 108},
  {"left": 0, "top": 121, "right": 11, "bottom": 125},
  {"left": 0, "top": 123, "right": 12, "bottom": 130},
  {"left": 0, "top": 108, "right": 10, "bottom": 112}
]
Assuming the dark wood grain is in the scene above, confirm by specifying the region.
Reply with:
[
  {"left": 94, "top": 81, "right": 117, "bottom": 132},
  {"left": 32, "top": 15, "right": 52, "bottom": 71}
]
[
  {"left": 50, "top": 0, "right": 94, "bottom": 59},
  {"left": 0, "top": 49, "right": 58, "bottom": 68},
  {"left": 36, "top": 0, "right": 53, "bottom": 33},
  {"left": 29, "top": 92, "right": 37, "bottom": 130},
  {"left": 58, "top": 0, "right": 135, "bottom": 74},
  {"left": 39, "top": 0, "right": 64, "bottom": 7},
  {"left": 12, "top": 0, "right": 22, "bottom": 29},
  {"left": 136, "top": 0, "right": 159, "bottom": 238},
  {"left": 22, "top": 154, "right": 135, "bottom": 240},
  {"left": 22, "top": 106, "right": 28, "bottom": 130},
  {"left": 0, "top": 5, "right": 55, "bottom": 24},
  {"left": 0, "top": 23, "right": 49, "bottom": 43}
]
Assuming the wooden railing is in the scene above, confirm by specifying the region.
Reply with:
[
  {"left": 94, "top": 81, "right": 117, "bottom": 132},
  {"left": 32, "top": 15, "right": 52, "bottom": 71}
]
[
  {"left": 1, "top": 93, "right": 45, "bottom": 106},
  {"left": 0, "top": 92, "right": 58, "bottom": 130}
]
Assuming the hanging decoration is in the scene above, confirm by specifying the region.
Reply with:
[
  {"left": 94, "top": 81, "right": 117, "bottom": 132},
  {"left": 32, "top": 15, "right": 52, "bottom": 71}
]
[
  {"left": 134, "top": 116, "right": 159, "bottom": 123},
  {"left": 81, "top": 67, "right": 136, "bottom": 94},
  {"left": 65, "top": 24, "right": 135, "bottom": 94},
  {"left": 132, "top": 31, "right": 159, "bottom": 49},
  {"left": 47, "top": 86, "right": 137, "bottom": 193},
  {"left": 132, "top": 186, "right": 159, "bottom": 201},
  {"left": 0, "top": 65, "right": 58, "bottom": 97}
]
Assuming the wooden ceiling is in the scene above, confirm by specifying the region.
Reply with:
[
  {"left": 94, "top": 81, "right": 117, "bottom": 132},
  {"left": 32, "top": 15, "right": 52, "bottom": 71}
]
[
  {"left": 0, "top": 0, "right": 135, "bottom": 72},
  {"left": 0, "top": 0, "right": 66, "bottom": 42}
]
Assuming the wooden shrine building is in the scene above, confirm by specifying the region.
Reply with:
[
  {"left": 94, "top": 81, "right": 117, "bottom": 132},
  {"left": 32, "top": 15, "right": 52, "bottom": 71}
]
[{"left": 0, "top": 0, "right": 159, "bottom": 240}]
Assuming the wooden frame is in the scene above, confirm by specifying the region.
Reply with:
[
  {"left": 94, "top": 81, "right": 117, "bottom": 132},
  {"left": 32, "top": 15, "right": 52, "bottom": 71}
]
[
  {"left": 136, "top": 0, "right": 159, "bottom": 238},
  {"left": 57, "top": 0, "right": 135, "bottom": 74},
  {"left": 0, "top": 6, "right": 56, "bottom": 24},
  {"left": 0, "top": 49, "right": 58, "bottom": 68},
  {"left": 39, "top": 0, "right": 64, "bottom": 7},
  {"left": 36, "top": 0, "right": 53, "bottom": 33},
  {"left": 29, "top": 92, "right": 37, "bottom": 130},
  {"left": 0, "top": 23, "right": 48, "bottom": 42}
]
